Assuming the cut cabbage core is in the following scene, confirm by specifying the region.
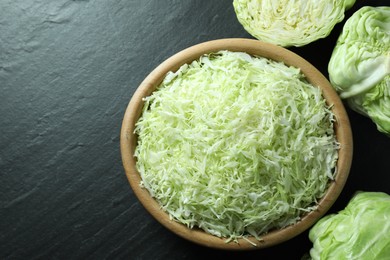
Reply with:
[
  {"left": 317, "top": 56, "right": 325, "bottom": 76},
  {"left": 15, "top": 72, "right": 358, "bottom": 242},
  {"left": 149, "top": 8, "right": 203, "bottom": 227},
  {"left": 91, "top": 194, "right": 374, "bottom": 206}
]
[
  {"left": 233, "top": 0, "right": 356, "bottom": 47},
  {"left": 134, "top": 51, "right": 338, "bottom": 241}
]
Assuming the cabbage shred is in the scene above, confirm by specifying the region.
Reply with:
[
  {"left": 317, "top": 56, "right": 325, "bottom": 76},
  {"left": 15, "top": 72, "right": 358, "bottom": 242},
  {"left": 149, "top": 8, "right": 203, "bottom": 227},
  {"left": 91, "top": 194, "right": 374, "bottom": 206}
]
[{"left": 134, "top": 51, "right": 339, "bottom": 241}]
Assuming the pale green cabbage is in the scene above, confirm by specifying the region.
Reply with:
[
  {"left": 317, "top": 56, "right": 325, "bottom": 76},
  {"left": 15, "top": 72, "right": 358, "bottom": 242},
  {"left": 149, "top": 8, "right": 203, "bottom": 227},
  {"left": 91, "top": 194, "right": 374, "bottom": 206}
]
[
  {"left": 328, "top": 6, "right": 390, "bottom": 135},
  {"left": 135, "top": 51, "right": 339, "bottom": 241},
  {"left": 309, "top": 192, "right": 390, "bottom": 260},
  {"left": 233, "top": 0, "right": 355, "bottom": 47}
]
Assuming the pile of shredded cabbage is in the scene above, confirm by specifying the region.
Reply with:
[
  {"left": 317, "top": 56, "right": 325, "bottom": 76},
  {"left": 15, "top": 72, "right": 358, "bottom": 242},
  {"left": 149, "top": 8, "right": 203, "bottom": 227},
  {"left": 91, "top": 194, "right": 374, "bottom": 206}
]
[{"left": 134, "top": 51, "right": 339, "bottom": 242}]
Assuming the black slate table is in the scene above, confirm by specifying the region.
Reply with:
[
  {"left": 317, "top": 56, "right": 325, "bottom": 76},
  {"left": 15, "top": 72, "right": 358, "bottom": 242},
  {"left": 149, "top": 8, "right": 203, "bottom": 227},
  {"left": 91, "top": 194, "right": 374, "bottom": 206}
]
[{"left": 1, "top": 1, "right": 389, "bottom": 259}]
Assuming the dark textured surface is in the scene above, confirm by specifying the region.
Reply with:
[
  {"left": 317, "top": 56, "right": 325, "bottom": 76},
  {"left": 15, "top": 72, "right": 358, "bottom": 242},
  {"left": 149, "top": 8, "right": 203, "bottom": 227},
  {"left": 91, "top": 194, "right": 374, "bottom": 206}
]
[{"left": 1, "top": 0, "right": 389, "bottom": 259}]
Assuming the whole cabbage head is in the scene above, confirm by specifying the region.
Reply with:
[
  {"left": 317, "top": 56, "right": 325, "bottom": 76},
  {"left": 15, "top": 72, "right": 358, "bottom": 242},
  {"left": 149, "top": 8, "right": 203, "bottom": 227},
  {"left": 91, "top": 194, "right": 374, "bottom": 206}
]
[
  {"left": 328, "top": 6, "right": 390, "bottom": 135},
  {"left": 309, "top": 192, "right": 390, "bottom": 260},
  {"left": 233, "top": 0, "right": 356, "bottom": 47}
]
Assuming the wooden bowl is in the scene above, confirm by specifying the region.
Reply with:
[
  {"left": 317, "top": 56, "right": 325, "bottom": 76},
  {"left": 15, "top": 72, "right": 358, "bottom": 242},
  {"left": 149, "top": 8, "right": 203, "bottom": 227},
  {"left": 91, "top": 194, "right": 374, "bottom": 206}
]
[{"left": 120, "top": 38, "right": 353, "bottom": 250}]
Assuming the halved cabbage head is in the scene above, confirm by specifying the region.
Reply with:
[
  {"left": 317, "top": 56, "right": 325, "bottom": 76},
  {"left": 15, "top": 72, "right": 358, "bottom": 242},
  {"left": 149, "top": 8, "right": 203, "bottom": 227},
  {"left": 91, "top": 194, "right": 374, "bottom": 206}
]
[
  {"left": 328, "top": 6, "right": 390, "bottom": 135},
  {"left": 309, "top": 192, "right": 390, "bottom": 260},
  {"left": 233, "top": 0, "right": 356, "bottom": 47}
]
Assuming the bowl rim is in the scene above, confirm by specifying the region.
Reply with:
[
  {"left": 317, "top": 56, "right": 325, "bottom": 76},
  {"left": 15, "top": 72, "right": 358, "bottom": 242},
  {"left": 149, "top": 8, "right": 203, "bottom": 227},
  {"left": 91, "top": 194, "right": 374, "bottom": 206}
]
[{"left": 120, "top": 38, "right": 353, "bottom": 250}]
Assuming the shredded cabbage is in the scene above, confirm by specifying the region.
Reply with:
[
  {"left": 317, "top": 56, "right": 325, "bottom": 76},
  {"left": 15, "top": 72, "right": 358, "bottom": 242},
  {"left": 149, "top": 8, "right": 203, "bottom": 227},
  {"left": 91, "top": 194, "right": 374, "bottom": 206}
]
[
  {"left": 134, "top": 51, "right": 339, "bottom": 241},
  {"left": 233, "top": 0, "right": 356, "bottom": 47}
]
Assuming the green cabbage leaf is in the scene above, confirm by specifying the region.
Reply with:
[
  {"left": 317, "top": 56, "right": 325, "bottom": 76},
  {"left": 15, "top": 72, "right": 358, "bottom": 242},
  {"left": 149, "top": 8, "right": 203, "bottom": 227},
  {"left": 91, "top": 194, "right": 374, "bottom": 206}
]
[
  {"left": 309, "top": 192, "right": 390, "bottom": 260},
  {"left": 135, "top": 51, "right": 338, "bottom": 241},
  {"left": 328, "top": 6, "right": 390, "bottom": 135},
  {"left": 233, "top": 0, "right": 355, "bottom": 47}
]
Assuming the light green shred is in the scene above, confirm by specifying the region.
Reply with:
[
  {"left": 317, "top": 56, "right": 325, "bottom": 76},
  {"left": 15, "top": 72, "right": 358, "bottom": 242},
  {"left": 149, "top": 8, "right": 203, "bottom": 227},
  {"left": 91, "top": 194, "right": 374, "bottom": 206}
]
[{"left": 134, "top": 51, "right": 339, "bottom": 241}]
